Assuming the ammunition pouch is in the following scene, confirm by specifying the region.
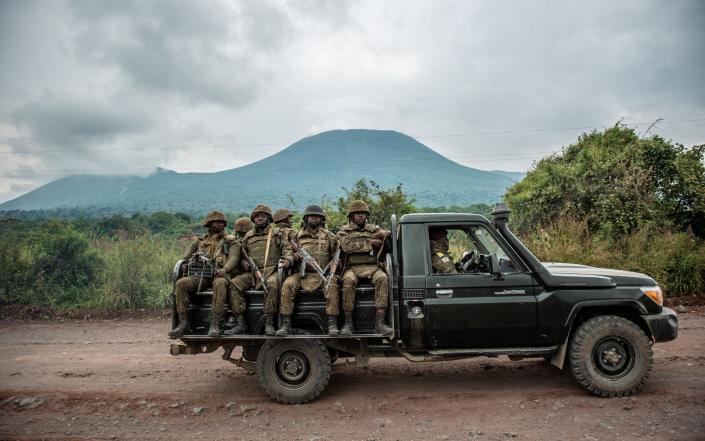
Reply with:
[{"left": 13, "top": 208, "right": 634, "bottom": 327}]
[{"left": 347, "top": 253, "right": 378, "bottom": 266}]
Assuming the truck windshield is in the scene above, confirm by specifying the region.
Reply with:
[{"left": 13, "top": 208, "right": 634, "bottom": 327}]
[{"left": 468, "top": 226, "right": 509, "bottom": 260}]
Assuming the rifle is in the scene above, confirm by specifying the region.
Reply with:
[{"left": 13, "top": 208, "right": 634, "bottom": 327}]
[
  {"left": 192, "top": 252, "right": 241, "bottom": 292},
  {"left": 323, "top": 247, "right": 341, "bottom": 290},
  {"left": 241, "top": 247, "right": 268, "bottom": 291},
  {"left": 290, "top": 239, "right": 327, "bottom": 282}
]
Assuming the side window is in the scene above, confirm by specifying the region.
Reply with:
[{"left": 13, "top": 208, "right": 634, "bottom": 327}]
[{"left": 428, "top": 224, "right": 519, "bottom": 275}]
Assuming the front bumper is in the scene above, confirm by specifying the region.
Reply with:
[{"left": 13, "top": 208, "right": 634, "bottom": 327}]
[{"left": 643, "top": 307, "right": 678, "bottom": 342}]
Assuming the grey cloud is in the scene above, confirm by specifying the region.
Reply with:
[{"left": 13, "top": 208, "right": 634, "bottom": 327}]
[
  {"left": 64, "top": 0, "right": 290, "bottom": 108},
  {"left": 11, "top": 93, "right": 154, "bottom": 149}
]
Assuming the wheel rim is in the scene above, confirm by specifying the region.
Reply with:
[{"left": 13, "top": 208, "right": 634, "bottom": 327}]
[
  {"left": 593, "top": 336, "right": 634, "bottom": 378},
  {"left": 272, "top": 350, "right": 311, "bottom": 388}
]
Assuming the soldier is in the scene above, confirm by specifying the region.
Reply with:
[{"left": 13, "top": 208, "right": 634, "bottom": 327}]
[
  {"left": 168, "top": 211, "right": 240, "bottom": 338},
  {"left": 337, "top": 200, "right": 393, "bottom": 336},
  {"left": 273, "top": 208, "right": 297, "bottom": 242},
  {"left": 277, "top": 205, "right": 341, "bottom": 336},
  {"left": 228, "top": 205, "right": 293, "bottom": 335},
  {"left": 222, "top": 216, "right": 254, "bottom": 331},
  {"left": 429, "top": 227, "right": 458, "bottom": 274},
  {"left": 233, "top": 217, "right": 253, "bottom": 238}
]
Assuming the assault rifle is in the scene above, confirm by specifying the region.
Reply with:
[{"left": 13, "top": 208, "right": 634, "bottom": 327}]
[
  {"left": 241, "top": 247, "right": 268, "bottom": 291},
  {"left": 290, "top": 240, "right": 326, "bottom": 282},
  {"left": 191, "top": 252, "right": 240, "bottom": 292},
  {"left": 323, "top": 247, "right": 341, "bottom": 290}
]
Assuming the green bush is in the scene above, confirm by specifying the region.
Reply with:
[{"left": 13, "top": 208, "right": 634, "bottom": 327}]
[
  {"left": 95, "top": 236, "right": 184, "bottom": 309},
  {"left": 521, "top": 218, "right": 705, "bottom": 296}
]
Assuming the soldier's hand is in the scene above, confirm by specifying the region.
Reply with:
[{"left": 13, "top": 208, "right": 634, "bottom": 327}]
[
  {"left": 180, "top": 263, "right": 188, "bottom": 273},
  {"left": 242, "top": 261, "right": 251, "bottom": 271},
  {"left": 280, "top": 258, "right": 291, "bottom": 269},
  {"left": 373, "top": 230, "right": 390, "bottom": 240},
  {"left": 215, "top": 268, "right": 225, "bottom": 277},
  {"left": 371, "top": 238, "right": 383, "bottom": 249}
]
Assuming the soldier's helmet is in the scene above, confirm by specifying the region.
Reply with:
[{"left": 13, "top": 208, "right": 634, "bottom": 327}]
[
  {"left": 233, "top": 217, "right": 253, "bottom": 233},
  {"left": 250, "top": 204, "right": 273, "bottom": 222},
  {"left": 203, "top": 210, "right": 227, "bottom": 227},
  {"left": 429, "top": 227, "right": 448, "bottom": 240},
  {"left": 303, "top": 204, "right": 327, "bottom": 221},
  {"left": 347, "top": 200, "right": 370, "bottom": 218},
  {"left": 273, "top": 208, "right": 293, "bottom": 223}
]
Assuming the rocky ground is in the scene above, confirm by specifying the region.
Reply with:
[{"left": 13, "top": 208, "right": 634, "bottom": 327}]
[{"left": 1, "top": 305, "right": 704, "bottom": 441}]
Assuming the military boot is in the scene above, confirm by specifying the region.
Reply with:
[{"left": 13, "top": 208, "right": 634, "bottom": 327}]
[
  {"left": 168, "top": 313, "right": 190, "bottom": 338},
  {"left": 208, "top": 313, "right": 223, "bottom": 338},
  {"left": 275, "top": 315, "right": 292, "bottom": 336},
  {"left": 223, "top": 314, "right": 247, "bottom": 335},
  {"left": 224, "top": 315, "right": 237, "bottom": 329},
  {"left": 328, "top": 315, "right": 340, "bottom": 336},
  {"left": 374, "top": 310, "right": 393, "bottom": 336},
  {"left": 340, "top": 312, "right": 354, "bottom": 336},
  {"left": 264, "top": 314, "right": 276, "bottom": 336}
]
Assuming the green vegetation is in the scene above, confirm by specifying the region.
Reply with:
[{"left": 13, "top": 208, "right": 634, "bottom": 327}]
[{"left": 505, "top": 124, "right": 705, "bottom": 295}]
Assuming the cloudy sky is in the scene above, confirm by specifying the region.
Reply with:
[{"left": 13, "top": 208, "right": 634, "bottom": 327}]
[{"left": 1, "top": 0, "right": 704, "bottom": 203}]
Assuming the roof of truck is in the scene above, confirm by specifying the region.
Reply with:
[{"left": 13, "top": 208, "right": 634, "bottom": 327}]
[{"left": 398, "top": 213, "right": 491, "bottom": 224}]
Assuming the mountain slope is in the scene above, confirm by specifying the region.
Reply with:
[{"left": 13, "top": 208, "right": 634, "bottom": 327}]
[{"left": 0, "top": 129, "right": 524, "bottom": 214}]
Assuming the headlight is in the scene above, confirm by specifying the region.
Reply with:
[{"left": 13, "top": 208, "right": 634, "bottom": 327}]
[{"left": 641, "top": 286, "right": 663, "bottom": 306}]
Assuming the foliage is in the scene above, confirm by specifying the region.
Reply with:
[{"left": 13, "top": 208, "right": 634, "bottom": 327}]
[
  {"left": 521, "top": 217, "right": 705, "bottom": 296},
  {"left": 505, "top": 125, "right": 705, "bottom": 239},
  {"left": 325, "top": 179, "right": 417, "bottom": 231}
]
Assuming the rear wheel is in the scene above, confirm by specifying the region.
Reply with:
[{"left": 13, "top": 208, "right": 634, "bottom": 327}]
[
  {"left": 569, "top": 315, "right": 652, "bottom": 397},
  {"left": 256, "top": 339, "right": 331, "bottom": 404}
]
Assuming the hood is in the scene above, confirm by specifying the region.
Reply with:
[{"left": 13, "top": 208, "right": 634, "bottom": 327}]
[{"left": 543, "top": 262, "right": 656, "bottom": 286}]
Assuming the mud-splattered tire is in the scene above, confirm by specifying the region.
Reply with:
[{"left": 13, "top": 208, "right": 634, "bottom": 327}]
[
  {"left": 569, "top": 315, "right": 652, "bottom": 397},
  {"left": 256, "top": 338, "right": 331, "bottom": 404}
]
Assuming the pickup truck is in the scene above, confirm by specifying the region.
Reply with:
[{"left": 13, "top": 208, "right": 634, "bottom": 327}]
[{"left": 169, "top": 203, "right": 678, "bottom": 404}]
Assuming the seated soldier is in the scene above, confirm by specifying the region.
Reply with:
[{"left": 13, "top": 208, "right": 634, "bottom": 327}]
[
  {"left": 429, "top": 227, "right": 458, "bottom": 274},
  {"left": 168, "top": 211, "right": 240, "bottom": 338},
  {"left": 277, "top": 205, "right": 341, "bottom": 336},
  {"left": 337, "top": 200, "right": 393, "bottom": 336},
  {"left": 223, "top": 217, "right": 253, "bottom": 330},
  {"left": 228, "top": 205, "right": 293, "bottom": 336}
]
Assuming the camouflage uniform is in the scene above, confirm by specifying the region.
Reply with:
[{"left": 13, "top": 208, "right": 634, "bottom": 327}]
[
  {"left": 174, "top": 231, "right": 241, "bottom": 316},
  {"left": 280, "top": 226, "right": 340, "bottom": 316},
  {"left": 170, "top": 211, "right": 234, "bottom": 338},
  {"left": 273, "top": 208, "right": 297, "bottom": 242},
  {"left": 337, "top": 200, "right": 393, "bottom": 335},
  {"left": 430, "top": 240, "right": 457, "bottom": 274},
  {"left": 229, "top": 206, "right": 293, "bottom": 325},
  {"left": 338, "top": 222, "right": 389, "bottom": 311}
]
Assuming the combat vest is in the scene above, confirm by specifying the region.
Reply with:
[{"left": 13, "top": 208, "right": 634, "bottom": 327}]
[
  {"left": 243, "top": 226, "right": 286, "bottom": 272},
  {"left": 194, "top": 232, "right": 228, "bottom": 267},
  {"left": 295, "top": 226, "right": 335, "bottom": 270},
  {"left": 339, "top": 222, "right": 381, "bottom": 266}
]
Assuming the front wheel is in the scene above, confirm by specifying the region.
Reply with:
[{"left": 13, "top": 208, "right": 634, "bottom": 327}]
[
  {"left": 256, "top": 339, "right": 331, "bottom": 404},
  {"left": 569, "top": 315, "right": 653, "bottom": 397}
]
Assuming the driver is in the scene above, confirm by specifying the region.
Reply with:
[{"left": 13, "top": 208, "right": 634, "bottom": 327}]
[{"left": 429, "top": 227, "right": 457, "bottom": 274}]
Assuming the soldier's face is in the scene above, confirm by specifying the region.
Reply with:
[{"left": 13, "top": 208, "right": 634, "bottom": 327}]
[
  {"left": 253, "top": 213, "right": 269, "bottom": 228},
  {"left": 209, "top": 221, "right": 226, "bottom": 233},
  {"left": 307, "top": 215, "right": 322, "bottom": 228},
  {"left": 284, "top": 215, "right": 293, "bottom": 227},
  {"left": 352, "top": 212, "right": 367, "bottom": 226}
]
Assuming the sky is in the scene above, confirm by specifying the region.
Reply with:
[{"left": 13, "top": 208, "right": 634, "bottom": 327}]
[{"left": 1, "top": 0, "right": 704, "bottom": 204}]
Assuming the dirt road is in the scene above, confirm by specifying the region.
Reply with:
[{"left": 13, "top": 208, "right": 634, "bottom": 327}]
[{"left": 1, "top": 310, "right": 704, "bottom": 441}]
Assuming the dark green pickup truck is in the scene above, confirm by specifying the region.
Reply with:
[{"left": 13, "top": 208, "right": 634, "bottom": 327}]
[{"left": 169, "top": 203, "right": 678, "bottom": 404}]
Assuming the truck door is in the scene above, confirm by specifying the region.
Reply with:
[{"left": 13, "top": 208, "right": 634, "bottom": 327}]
[{"left": 424, "top": 223, "right": 538, "bottom": 348}]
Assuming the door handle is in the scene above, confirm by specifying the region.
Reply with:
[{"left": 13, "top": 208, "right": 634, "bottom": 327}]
[{"left": 435, "top": 289, "right": 453, "bottom": 298}]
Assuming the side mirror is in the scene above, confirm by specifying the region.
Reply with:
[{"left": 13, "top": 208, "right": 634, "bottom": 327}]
[{"left": 489, "top": 253, "right": 504, "bottom": 280}]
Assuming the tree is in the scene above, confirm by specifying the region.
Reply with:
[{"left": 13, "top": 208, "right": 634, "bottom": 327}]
[
  {"left": 323, "top": 179, "right": 417, "bottom": 231},
  {"left": 505, "top": 124, "right": 705, "bottom": 238}
]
